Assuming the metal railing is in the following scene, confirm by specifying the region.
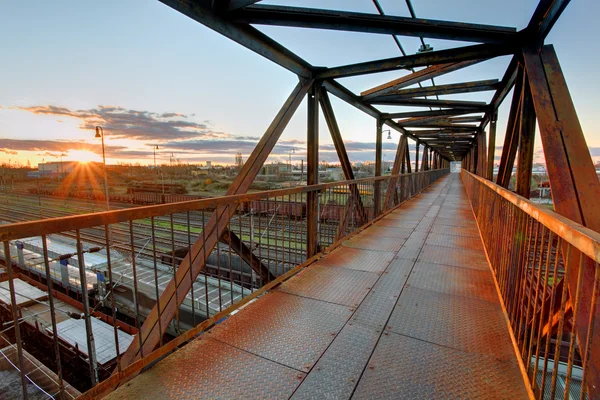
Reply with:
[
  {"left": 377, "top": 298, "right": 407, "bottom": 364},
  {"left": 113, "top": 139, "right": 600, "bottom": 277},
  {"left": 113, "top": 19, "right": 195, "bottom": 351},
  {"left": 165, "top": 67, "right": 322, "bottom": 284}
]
[
  {"left": 462, "top": 170, "right": 600, "bottom": 400},
  {"left": 0, "top": 168, "right": 447, "bottom": 399}
]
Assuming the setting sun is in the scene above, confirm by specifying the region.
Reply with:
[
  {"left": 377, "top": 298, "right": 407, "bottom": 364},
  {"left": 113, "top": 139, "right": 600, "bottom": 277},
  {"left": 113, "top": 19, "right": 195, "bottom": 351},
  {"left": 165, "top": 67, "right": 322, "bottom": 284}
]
[{"left": 67, "top": 149, "right": 102, "bottom": 163}]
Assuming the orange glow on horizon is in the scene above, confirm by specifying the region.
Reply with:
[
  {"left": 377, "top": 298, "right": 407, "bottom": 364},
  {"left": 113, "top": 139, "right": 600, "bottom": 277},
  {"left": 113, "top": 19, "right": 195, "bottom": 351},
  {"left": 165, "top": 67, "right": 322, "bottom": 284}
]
[{"left": 67, "top": 150, "right": 102, "bottom": 164}]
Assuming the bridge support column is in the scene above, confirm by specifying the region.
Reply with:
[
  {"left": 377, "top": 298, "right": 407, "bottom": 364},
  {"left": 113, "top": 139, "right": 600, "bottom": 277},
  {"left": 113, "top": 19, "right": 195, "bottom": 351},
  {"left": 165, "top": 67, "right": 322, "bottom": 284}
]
[
  {"left": 525, "top": 44, "right": 600, "bottom": 396},
  {"left": 515, "top": 71, "right": 536, "bottom": 198},
  {"left": 497, "top": 66, "right": 524, "bottom": 188},
  {"left": 306, "top": 81, "right": 321, "bottom": 258}
]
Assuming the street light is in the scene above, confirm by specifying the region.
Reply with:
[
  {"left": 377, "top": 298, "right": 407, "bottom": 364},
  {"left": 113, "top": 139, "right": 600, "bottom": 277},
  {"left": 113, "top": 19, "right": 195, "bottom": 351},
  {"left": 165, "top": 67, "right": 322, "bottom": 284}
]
[
  {"left": 95, "top": 126, "right": 110, "bottom": 210},
  {"left": 383, "top": 129, "right": 392, "bottom": 140},
  {"left": 153, "top": 145, "right": 159, "bottom": 170}
]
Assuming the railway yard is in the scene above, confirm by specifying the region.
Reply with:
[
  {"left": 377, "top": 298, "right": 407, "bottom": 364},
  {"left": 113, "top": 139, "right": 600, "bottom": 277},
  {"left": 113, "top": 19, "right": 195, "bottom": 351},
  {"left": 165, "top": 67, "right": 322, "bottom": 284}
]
[{"left": 0, "top": 187, "right": 366, "bottom": 393}]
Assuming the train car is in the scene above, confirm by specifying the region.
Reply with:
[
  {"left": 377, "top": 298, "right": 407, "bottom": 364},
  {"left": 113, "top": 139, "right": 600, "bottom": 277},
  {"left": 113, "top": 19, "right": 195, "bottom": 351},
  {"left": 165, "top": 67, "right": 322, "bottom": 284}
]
[{"left": 243, "top": 199, "right": 306, "bottom": 219}]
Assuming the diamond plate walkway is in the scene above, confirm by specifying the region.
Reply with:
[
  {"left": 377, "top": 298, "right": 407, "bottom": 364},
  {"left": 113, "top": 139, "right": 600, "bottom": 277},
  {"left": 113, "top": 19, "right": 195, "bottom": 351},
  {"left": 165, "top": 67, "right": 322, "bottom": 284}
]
[{"left": 106, "top": 174, "right": 529, "bottom": 399}]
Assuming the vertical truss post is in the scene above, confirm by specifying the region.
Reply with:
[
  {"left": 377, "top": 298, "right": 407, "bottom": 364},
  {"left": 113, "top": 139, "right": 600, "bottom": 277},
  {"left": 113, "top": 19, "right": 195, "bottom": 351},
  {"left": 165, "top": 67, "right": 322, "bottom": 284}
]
[
  {"left": 414, "top": 142, "right": 420, "bottom": 172},
  {"left": 383, "top": 134, "right": 408, "bottom": 210},
  {"left": 422, "top": 146, "right": 429, "bottom": 171},
  {"left": 515, "top": 72, "right": 536, "bottom": 198},
  {"left": 405, "top": 141, "right": 412, "bottom": 173},
  {"left": 374, "top": 118, "right": 383, "bottom": 216},
  {"left": 497, "top": 66, "right": 524, "bottom": 187},
  {"left": 487, "top": 111, "right": 498, "bottom": 180},
  {"left": 525, "top": 44, "right": 600, "bottom": 396},
  {"left": 118, "top": 78, "right": 313, "bottom": 368},
  {"left": 477, "top": 129, "right": 488, "bottom": 177},
  {"left": 306, "top": 80, "right": 321, "bottom": 258}
]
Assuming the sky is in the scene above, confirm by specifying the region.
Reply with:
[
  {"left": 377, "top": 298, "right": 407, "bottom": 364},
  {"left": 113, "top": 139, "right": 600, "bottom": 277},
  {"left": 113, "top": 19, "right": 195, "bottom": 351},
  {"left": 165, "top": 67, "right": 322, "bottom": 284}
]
[{"left": 1, "top": 0, "right": 599, "bottom": 167}]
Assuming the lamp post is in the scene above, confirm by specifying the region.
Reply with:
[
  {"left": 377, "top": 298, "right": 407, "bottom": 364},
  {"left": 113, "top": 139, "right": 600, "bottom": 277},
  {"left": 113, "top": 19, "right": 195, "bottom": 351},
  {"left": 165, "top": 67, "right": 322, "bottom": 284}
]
[
  {"left": 95, "top": 126, "right": 110, "bottom": 210},
  {"left": 153, "top": 145, "right": 158, "bottom": 170}
]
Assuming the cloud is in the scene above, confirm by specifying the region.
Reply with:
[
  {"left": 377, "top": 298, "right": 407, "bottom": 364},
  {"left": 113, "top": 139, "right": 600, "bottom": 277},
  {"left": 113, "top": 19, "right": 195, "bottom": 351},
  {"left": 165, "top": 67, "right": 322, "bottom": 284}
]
[
  {"left": 0, "top": 148, "right": 18, "bottom": 155},
  {"left": 0, "top": 138, "right": 125, "bottom": 154},
  {"left": 16, "top": 105, "right": 228, "bottom": 141}
]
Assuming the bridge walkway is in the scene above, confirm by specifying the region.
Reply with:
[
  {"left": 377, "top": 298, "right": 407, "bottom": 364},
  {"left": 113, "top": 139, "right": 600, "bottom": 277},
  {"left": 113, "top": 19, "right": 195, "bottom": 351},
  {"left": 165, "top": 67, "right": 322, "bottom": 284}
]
[{"left": 106, "top": 174, "right": 529, "bottom": 399}]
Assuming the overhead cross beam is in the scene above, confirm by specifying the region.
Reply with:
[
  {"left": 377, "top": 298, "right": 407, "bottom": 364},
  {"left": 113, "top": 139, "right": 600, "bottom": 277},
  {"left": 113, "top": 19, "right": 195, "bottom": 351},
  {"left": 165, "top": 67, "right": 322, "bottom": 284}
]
[
  {"left": 367, "top": 98, "right": 488, "bottom": 109},
  {"left": 383, "top": 109, "right": 483, "bottom": 120},
  {"left": 317, "top": 43, "right": 513, "bottom": 79},
  {"left": 387, "top": 79, "right": 499, "bottom": 99},
  {"left": 214, "top": 0, "right": 262, "bottom": 12},
  {"left": 230, "top": 5, "right": 518, "bottom": 43},
  {"left": 361, "top": 59, "right": 486, "bottom": 98}
]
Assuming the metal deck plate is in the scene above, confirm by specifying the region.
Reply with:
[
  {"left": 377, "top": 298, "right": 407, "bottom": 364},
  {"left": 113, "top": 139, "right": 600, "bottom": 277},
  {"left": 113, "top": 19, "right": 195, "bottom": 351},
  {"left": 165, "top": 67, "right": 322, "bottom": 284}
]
[
  {"left": 352, "top": 332, "right": 528, "bottom": 400},
  {"left": 343, "top": 234, "right": 406, "bottom": 252},
  {"left": 317, "top": 247, "right": 395, "bottom": 273},
  {"left": 291, "top": 322, "right": 380, "bottom": 400},
  {"left": 435, "top": 216, "right": 479, "bottom": 227},
  {"left": 389, "top": 287, "right": 515, "bottom": 361},
  {"left": 382, "top": 212, "right": 426, "bottom": 221},
  {"left": 407, "top": 261, "right": 498, "bottom": 303},
  {"left": 414, "top": 216, "right": 436, "bottom": 231},
  {"left": 418, "top": 244, "right": 490, "bottom": 270},
  {"left": 425, "top": 231, "right": 485, "bottom": 251},
  {"left": 278, "top": 264, "right": 379, "bottom": 307},
  {"left": 351, "top": 258, "right": 414, "bottom": 329},
  {"left": 207, "top": 291, "right": 352, "bottom": 371},
  {"left": 395, "top": 231, "right": 429, "bottom": 260},
  {"left": 105, "top": 338, "right": 305, "bottom": 400},
  {"left": 430, "top": 224, "right": 481, "bottom": 237},
  {"left": 373, "top": 218, "right": 420, "bottom": 228},
  {"left": 362, "top": 225, "right": 414, "bottom": 238}
]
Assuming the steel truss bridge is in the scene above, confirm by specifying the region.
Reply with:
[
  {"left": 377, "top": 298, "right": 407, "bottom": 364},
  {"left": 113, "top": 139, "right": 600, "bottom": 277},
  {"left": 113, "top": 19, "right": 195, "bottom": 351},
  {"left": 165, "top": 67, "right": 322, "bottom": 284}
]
[{"left": 1, "top": 0, "right": 600, "bottom": 399}]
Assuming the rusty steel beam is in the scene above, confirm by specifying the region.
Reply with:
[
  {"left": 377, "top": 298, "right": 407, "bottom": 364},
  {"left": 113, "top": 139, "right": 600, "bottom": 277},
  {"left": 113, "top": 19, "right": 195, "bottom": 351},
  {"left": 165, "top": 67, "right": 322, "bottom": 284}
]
[
  {"left": 398, "top": 115, "right": 483, "bottom": 126},
  {"left": 306, "top": 81, "right": 320, "bottom": 258},
  {"left": 231, "top": 5, "right": 517, "bottom": 43},
  {"left": 496, "top": 66, "right": 524, "bottom": 187},
  {"left": 118, "top": 78, "right": 312, "bottom": 369},
  {"left": 361, "top": 59, "right": 485, "bottom": 98},
  {"left": 383, "top": 109, "right": 482, "bottom": 120},
  {"left": 526, "top": 0, "right": 571, "bottom": 44},
  {"left": 525, "top": 44, "right": 600, "bottom": 397},
  {"left": 160, "top": 0, "right": 312, "bottom": 77},
  {"left": 388, "top": 79, "right": 499, "bottom": 99},
  {"left": 318, "top": 43, "right": 512, "bottom": 79},
  {"left": 220, "top": 228, "right": 275, "bottom": 282},
  {"left": 515, "top": 73, "right": 536, "bottom": 198},
  {"left": 400, "top": 123, "right": 480, "bottom": 130},
  {"left": 368, "top": 97, "right": 488, "bottom": 109},
  {"left": 477, "top": 130, "right": 487, "bottom": 177},
  {"left": 319, "top": 87, "right": 368, "bottom": 235},
  {"left": 384, "top": 135, "right": 408, "bottom": 210},
  {"left": 479, "top": 57, "right": 518, "bottom": 133},
  {"left": 486, "top": 112, "right": 498, "bottom": 180},
  {"left": 214, "top": 0, "right": 262, "bottom": 12},
  {"left": 414, "top": 142, "right": 420, "bottom": 172}
]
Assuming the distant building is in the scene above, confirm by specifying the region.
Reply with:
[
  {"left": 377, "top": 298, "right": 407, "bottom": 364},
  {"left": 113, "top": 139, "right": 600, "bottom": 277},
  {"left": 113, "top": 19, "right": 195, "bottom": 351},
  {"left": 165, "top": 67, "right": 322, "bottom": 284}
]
[{"left": 38, "top": 161, "right": 78, "bottom": 177}]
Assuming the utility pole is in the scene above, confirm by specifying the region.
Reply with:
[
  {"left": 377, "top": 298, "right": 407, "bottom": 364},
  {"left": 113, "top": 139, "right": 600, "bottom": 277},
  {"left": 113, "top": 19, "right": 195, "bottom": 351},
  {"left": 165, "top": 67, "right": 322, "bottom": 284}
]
[{"left": 95, "top": 127, "right": 110, "bottom": 210}]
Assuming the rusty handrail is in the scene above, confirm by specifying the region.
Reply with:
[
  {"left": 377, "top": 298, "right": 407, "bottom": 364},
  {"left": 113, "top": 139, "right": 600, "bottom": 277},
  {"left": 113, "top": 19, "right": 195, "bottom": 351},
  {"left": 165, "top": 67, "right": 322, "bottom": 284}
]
[
  {"left": 0, "top": 170, "right": 444, "bottom": 242},
  {"left": 462, "top": 170, "right": 600, "bottom": 263}
]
